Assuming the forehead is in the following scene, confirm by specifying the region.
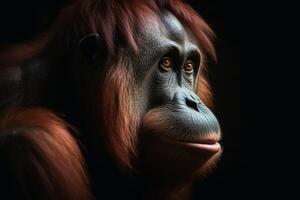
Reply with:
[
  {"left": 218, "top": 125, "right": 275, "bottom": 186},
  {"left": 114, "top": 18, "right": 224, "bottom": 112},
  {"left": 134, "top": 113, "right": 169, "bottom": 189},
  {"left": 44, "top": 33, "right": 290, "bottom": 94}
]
[
  {"left": 160, "top": 11, "right": 187, "bottom": 44},
  {"left": 137, "top": 11, "right": 198, "bottom": 48}
]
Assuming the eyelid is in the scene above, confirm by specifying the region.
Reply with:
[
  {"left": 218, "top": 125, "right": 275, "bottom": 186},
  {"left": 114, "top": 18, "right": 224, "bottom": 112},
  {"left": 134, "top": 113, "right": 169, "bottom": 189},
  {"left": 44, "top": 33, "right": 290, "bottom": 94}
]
[
  {"left": 186, "top": 50, "right": 201, "bottom": 74},
  {"left": 187, "top": 50, "right": 201, "bottom": 63},
  {"left": 184, "top": 61, "right": 194, "bottom": 74},
  {"left": 159, "top": 56, "right": 173, "bottom": 72},
  {"left": 159, "top": 44, "right": 181, "bottom": 71},
  {"left": 159, "top": 38, "right": 181, "bottom": 57}
]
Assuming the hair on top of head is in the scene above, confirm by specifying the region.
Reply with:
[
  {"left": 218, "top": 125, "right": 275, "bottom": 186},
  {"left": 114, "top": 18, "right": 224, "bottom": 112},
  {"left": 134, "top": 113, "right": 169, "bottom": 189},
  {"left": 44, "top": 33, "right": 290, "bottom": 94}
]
[{"left": 1, "top": 0, "right": 215, "bottom": 64}]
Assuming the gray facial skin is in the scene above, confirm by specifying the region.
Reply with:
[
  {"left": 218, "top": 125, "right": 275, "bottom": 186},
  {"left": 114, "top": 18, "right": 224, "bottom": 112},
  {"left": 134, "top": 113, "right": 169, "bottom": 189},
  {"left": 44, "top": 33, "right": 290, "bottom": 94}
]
[{"left": 130, "top": 11, "right": 220, "bottom": 143}]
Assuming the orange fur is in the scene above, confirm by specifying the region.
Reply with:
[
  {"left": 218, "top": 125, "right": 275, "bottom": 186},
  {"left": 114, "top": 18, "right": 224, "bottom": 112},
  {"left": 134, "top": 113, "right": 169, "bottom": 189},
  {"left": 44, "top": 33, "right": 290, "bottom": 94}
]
[
  {"left": 98, "top": 54, "right": 140, "bottom": 170},
  {"left": 0, "top": 108, "right": 92, "bottom": 200}
]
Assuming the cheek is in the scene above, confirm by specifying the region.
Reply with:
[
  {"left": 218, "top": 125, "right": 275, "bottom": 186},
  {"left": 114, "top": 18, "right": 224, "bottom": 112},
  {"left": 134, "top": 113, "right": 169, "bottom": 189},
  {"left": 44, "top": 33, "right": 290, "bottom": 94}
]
[{"left": 135, "top": 92, "right": 149, "bottom": 118}]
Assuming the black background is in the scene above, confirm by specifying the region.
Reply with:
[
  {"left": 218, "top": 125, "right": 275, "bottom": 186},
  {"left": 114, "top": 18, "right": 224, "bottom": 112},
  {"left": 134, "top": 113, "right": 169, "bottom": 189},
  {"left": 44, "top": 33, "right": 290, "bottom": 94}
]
[
  {"left": 187, "top": 1, "right": 257, "bottom": 198},
  {"left": 0, "top": 0, "right": 257, "bottom": 199}
]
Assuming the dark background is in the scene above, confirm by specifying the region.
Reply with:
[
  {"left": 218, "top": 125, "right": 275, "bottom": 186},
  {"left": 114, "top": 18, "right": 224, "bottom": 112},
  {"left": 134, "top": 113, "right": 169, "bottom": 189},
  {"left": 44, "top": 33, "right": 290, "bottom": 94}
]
[
  {"left": 0, "top": 0, "right": 257, "bottom": 199},
  {"left": 187, "top": 1, "right": 257, "bottom": 198}
]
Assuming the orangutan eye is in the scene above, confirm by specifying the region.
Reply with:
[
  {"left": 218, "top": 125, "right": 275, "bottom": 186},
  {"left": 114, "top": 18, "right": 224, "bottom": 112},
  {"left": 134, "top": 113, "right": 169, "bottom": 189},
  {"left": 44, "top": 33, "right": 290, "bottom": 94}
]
[
  {"left": 159, "top": 57, "right": 173, "bottom": 72},
  {"left": 184, "top": 60, "right": 194, "bottom": 74}
]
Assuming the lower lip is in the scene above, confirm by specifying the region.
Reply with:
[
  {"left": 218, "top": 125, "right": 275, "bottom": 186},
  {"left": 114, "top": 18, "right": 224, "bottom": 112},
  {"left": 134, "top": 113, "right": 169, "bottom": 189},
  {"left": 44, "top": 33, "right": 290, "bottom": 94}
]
[
  {"left": 161, "top": 135, "right": 222, "bottom": 153},
  {"left": 184, "top": 142, "right": 221, "bottom": 153}
]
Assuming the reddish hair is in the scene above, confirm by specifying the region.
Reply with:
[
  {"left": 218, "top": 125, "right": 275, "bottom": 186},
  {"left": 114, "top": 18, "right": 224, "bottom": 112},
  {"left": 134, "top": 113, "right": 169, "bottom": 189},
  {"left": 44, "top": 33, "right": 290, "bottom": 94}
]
[
  {"left": 98, "top": 52, "right": 139, "bottom": 171},
  {"left": 0, "top": 108, "right": 92, "bottom": 199}
]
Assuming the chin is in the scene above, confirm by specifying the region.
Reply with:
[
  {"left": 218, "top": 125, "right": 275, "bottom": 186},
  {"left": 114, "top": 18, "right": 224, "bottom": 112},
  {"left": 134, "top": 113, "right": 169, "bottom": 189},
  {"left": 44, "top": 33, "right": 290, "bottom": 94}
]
[{"left": 139, "top": 130, "right": 222, "bottom": 183}]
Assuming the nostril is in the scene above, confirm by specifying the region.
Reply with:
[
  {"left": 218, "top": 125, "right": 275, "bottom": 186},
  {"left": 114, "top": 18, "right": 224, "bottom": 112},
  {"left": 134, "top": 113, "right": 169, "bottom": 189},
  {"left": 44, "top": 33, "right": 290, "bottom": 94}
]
[{"left": 185, "top": 98, "right": 200, "bottom": 112}]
